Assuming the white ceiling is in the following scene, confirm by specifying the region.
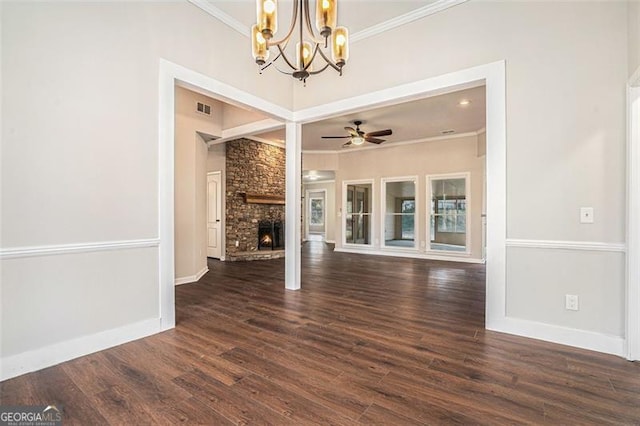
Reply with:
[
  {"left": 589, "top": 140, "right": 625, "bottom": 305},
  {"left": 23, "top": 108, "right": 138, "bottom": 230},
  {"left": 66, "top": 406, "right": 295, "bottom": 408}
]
[
  {"left": 256, "top": 85, "right": 486, "bottom": 151},
  {"left": 192, "top": 1, "right": 485, "bottom": 152},
  {"left": 209, "top": 0, "right": 439, "bottom": 36}
]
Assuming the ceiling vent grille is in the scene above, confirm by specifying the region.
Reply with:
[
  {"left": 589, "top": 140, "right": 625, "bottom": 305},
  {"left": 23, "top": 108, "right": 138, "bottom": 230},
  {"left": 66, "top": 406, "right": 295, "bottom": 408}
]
[{"left": 196, "top": 102, "right": 211, "bottom": 116}]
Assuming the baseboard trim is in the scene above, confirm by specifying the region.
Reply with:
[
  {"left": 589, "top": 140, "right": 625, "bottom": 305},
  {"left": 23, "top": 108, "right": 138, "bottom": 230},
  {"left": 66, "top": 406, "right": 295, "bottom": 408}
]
[
  {"left": 334, "top": 247, "right": 484, "bottom": 264},
  {"left": 175, "top": 266, "right": 209, "bottom": 286},
  {"left": 0, "top": 238, "right": 160, "bottom": 260},
  {"left": 506, "top": 238, "right": 626, "bottom": 253},
  {"left": 488, "top": 317, "right": 625, "bottom": 357},
  {"left": 0, "top": 318, "right": 161, "bottom": 381}
]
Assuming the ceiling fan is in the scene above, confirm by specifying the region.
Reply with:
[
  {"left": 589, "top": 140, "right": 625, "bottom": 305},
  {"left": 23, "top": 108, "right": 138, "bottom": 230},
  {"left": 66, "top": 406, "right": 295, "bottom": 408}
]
[{"left": 321, "top": 120, "right": 392, "bottom": 147}]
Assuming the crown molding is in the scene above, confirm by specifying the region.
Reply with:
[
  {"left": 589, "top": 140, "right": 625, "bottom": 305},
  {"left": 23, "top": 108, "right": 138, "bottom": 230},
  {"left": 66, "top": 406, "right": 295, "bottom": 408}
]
[
  {"left": 187, "top": 0, "right": 249, "bottom": 37},
  {"left": 302, "top": 130, "right": 479, "bottom": 155},
  {"left": 245, "top": 135, "right": 286, "bottom": 148},
  {"left": 189, "top": 0, "right": 469, "bottom": 43},
  {"left": 351, "top": 0, "right": 469, "bottom": 43},
  {"left": 303, "top": 179, "right": 335, "bottom": 184}
]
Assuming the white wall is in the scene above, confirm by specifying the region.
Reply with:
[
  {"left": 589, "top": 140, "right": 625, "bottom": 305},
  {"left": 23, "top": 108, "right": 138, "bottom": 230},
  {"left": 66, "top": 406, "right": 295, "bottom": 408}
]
[
  {"left": 297, "top": 1, "right": 628, "bottom": 342},
  {"left": 630, "top": 1, "right": 640, "bottom": 79},
  {"left": 175, "top": 86, "right": 222, "bottom": 281},
  {"left": 0, "top": 1, "right": 291, "bottom": 378},
  {"left": 302, "top": 152, "right": 339, "bottom": 171},
  {"left": 207, "top": 143, "right": 226, "bottom": 173},
  {"left": 325, "top": 134, "right": 484, "bottom": 260}
]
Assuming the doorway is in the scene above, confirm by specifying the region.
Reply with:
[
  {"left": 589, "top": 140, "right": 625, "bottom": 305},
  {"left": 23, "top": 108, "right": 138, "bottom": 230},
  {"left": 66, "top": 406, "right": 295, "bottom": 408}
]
[
  {"left": 305, "top": 189, "right": 327, "bottom": 241},
  {"left": 207, "top": 171, "right": 222, "bottom": 259},
  {"left": 159, "top": 59, "right": 506, "bottom": 335}
]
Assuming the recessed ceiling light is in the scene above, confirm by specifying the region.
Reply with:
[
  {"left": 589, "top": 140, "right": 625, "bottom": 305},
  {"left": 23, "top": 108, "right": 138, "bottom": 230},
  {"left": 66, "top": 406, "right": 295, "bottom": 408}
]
[{"left": 459, "top": 99, "right": 471, "bottom": 106}]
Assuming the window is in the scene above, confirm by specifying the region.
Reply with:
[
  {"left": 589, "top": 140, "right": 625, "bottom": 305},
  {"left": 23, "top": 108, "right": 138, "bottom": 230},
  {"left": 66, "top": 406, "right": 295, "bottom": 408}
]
[
  {"left": 383, "top": 179, "right": 417, "bottom": 249},
  {"left": 310, "top": 198, "right": 324, "bottom": 226},
  {"left": 428, "top": 175, "right": 469, "bottom": 253},
  {"left": 344, "top": 182, "right": 372, "bottom": 245}
]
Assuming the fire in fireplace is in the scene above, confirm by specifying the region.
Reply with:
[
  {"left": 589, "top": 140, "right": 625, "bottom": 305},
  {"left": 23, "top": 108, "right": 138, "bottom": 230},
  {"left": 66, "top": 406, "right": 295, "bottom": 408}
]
[{"left": 258, "top": 220, "right": 284, "bottom": 250}]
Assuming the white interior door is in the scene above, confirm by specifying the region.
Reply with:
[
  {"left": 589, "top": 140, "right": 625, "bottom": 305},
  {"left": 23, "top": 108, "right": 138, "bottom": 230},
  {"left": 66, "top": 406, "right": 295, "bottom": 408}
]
[{"left": 207, "top": 171, "right": 222, "bottom": 259}]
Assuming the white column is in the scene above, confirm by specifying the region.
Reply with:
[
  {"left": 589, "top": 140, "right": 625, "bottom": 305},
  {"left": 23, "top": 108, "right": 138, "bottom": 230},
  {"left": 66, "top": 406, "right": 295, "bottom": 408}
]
[{"left": 285, "top": 121, "right": 302, "bottom": 290}]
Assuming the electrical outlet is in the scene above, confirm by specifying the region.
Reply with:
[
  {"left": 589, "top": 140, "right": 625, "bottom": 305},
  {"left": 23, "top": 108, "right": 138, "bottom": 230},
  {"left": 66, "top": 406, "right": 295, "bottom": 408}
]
[
  {"left": 580, "top": 207, "right": 594, "bottom": 224},
  {"left": 235, "top": 240, "right": 239, "bottom": 247},
  {"left": 565, "top": 294, "right": 579, "bottom": 311}
]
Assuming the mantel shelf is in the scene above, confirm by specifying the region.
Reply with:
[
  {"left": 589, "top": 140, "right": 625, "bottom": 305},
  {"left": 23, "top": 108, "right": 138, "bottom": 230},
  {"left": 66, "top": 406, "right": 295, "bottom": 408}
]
[{"left": 240, "top": 193, "right": 286, "bottom": 205}]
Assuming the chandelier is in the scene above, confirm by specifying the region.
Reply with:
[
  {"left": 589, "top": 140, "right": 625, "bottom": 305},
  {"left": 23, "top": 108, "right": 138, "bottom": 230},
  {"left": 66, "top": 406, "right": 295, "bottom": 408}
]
[{"left": 251, "top": 0, "right": 350, "bottom": 84}]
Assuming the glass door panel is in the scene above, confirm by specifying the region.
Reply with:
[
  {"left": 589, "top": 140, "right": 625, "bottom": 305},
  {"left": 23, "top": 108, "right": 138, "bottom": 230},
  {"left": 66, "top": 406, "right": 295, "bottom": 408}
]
[
  {"left": 345, "top": 183, "right": 372, "bottom": 245},
  {"left": 429, "top": 177, "right": 467, "bottom": 252},
  {"left": 383, "top": 180, "right": 416, "bottom": 248}
]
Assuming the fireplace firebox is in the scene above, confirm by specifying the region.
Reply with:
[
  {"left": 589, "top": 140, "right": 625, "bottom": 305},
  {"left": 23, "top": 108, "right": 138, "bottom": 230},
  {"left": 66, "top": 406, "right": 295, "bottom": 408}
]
[{"left": 258, "top": 220, "right": 284, "bottom": 250}]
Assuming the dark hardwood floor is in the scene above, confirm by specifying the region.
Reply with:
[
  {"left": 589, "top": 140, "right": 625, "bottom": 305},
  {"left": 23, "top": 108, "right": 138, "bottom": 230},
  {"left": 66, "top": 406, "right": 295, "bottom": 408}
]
[{"left": 2, "top": 241, "right": 639, "bottom": 424}]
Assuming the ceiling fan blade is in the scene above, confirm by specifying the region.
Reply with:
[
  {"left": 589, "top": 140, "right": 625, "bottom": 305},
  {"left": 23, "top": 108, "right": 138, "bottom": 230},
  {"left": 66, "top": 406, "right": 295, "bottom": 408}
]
[
  {"left": 365, "top": 129, "right": 392, "bottom": 138},
  {"left": 345, "top": 126, "right": 359, "bottom": 137},
  {"left": 365, "top": 137, "right": 385, "bottom": 144},
  {"left": 342, "top": 141, "right": 353, "bottom": 148},
  {"left": 322, "top": 135, "right": 350, "bottom": 139}
]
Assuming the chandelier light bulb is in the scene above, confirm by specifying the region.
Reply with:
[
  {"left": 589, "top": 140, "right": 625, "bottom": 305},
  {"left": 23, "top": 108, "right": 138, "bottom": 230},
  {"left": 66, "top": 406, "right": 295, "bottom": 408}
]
[
  {"left": 256, "top": 0, "right": 277, "bottom": 39},
  {"left": 251, "top": 24, "right": 270, "bottom": 65},
  {"left": 263, "top": 0, "right": 276, "bottom": 13}
]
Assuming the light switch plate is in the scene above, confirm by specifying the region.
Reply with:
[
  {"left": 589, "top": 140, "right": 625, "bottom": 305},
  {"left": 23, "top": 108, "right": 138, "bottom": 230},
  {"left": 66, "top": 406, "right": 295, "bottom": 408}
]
[{"left": 580, "top": 207, "right": 594, "bottom": 224}]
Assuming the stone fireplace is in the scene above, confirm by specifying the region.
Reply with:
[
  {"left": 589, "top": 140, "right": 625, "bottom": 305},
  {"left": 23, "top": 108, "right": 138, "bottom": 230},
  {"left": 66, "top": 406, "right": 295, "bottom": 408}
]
[{"left": 225, "top": 139, "right": 285, "bottom": 261}]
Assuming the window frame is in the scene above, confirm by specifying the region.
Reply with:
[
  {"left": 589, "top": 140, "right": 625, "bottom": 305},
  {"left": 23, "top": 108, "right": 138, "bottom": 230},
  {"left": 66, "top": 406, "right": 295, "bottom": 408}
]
[
  {"left": 342, "top": 179, "right": 375, "bottom": 247},
  {"left": 380, "top": 176, "right": 419, "bottom": 251},
  {"left": 426, "top": 172, "right": 471, "bottom": 255}
]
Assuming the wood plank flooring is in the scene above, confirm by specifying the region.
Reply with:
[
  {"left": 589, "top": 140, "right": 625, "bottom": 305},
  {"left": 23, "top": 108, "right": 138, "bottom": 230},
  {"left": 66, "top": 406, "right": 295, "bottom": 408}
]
[{"left": 2, "top": 241, "right": 639, "bottom": 424}]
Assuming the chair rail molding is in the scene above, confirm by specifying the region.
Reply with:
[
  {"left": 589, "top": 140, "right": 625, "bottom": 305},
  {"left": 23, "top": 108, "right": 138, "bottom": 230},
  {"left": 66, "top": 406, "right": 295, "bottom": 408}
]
[
  {"left": 506, "top": 238, "right": 626, "bottom": 253},
  {"left": 0, "top": 238, "right": 160, "bottom": 260}
]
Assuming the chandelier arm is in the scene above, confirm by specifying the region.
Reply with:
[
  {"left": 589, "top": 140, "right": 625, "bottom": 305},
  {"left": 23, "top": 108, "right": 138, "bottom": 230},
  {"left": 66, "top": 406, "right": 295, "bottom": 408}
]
[
  {"left": 276, "top": 44, "right": 298, "bottom": 71},
  {"left": 308, "top": 63, "right": 331, "bottom": 75},
  {"left": 273, "top": 65, "right": 295, "bottom": 76},
  {"left": 267, "top": 0, "right": 299, "bottom": 47},
  {"left": 303, "top": 0, "right": 326, "bottom": 45},
  {"left": 304, "top": 0, "right": 325, "bottom": 44},
  {"left": 259, "top": 50, "right": 282, "bottom": 72},
  {"left": 315, "top": 46, "right": 342, "bottom": 72}
]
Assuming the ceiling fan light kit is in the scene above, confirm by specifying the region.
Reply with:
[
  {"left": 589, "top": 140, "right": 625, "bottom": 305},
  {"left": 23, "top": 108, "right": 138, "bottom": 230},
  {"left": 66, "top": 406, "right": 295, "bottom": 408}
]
[
  {"left": 351, "top": 136, "right": 365, "bottom": 146},
  {"left": 322, "top": 120, "right": 393, "bottom": 148},
  {"left": 251, "top": 0, "right": 350, "bottom": 84}
]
